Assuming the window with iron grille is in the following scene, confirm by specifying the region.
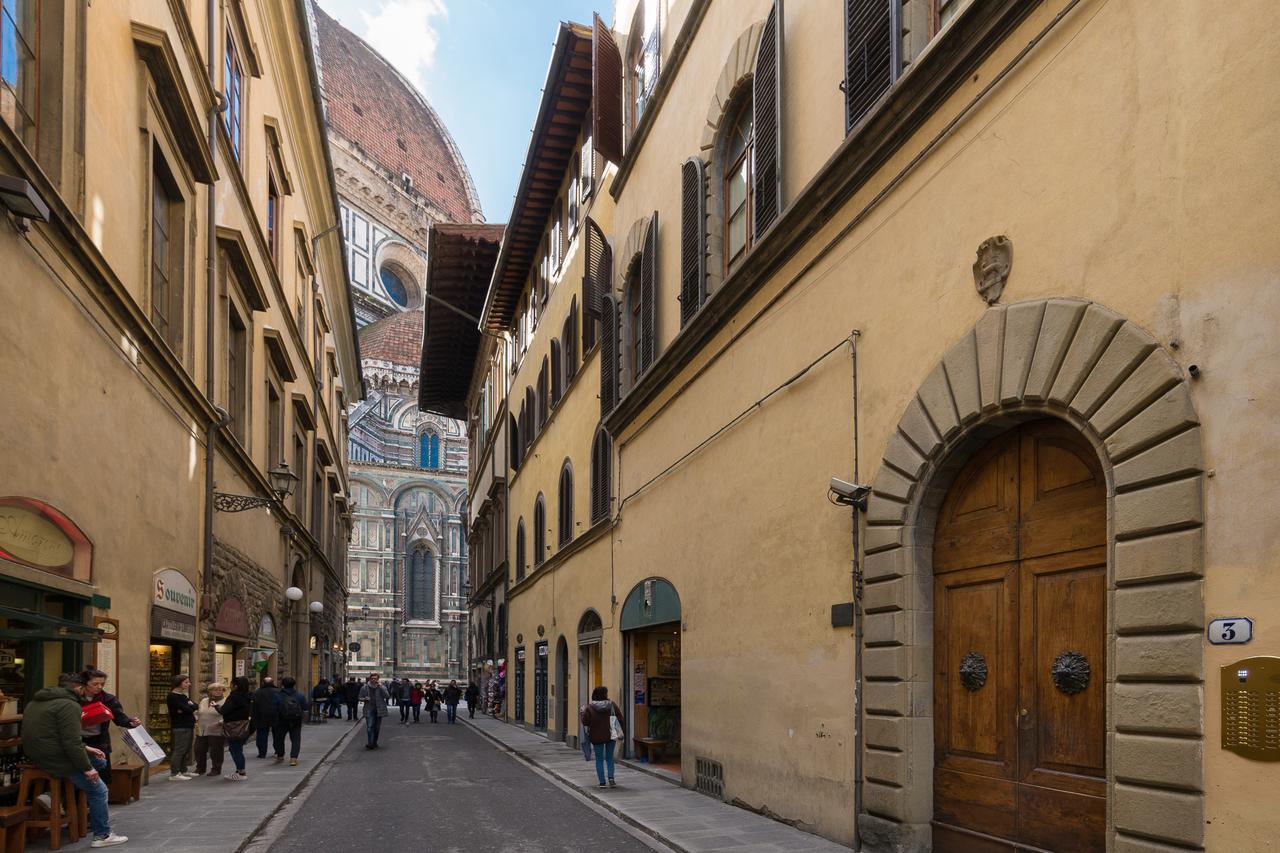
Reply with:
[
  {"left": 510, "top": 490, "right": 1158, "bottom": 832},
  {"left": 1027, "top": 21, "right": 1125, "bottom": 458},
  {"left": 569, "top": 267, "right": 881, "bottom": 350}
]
[{"left": 695, "top": 757, "right": 725, "bottom": 800}]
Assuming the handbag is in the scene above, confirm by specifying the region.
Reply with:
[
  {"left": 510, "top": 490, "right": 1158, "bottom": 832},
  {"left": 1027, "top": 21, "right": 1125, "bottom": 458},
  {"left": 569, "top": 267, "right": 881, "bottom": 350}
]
[
  {"left": 81, "top": 700, "right": 112, "bottom": 727},
  {"left": 223, "top": 719, "right": 251, "bottom": 740},
  {"left": 609, "top": 708, "right": 624, "bottom": 742}
]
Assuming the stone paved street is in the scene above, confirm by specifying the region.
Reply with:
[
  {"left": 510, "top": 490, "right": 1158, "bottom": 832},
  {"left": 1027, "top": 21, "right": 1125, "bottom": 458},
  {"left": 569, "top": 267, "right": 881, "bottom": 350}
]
[{"left": 255, "top": 708, "right": 664, "bottom": 852}]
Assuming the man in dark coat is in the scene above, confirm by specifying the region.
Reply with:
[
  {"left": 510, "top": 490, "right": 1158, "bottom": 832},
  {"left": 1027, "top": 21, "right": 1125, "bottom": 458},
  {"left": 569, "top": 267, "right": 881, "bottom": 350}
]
[
  {"left": 464, "top": 682, "right": 480, "bottom": 719},
  {"left": 250, "top": 676, "right": 279, "bottom": 759},
  {"left": 442, "top": 680, "right": 462, "bottom": 724},
  {"left": 343, "top": 677, "right": 361, "bottom": 720},
  {"left": 24, "top": 673, "right": 127, "bottom": 846}
]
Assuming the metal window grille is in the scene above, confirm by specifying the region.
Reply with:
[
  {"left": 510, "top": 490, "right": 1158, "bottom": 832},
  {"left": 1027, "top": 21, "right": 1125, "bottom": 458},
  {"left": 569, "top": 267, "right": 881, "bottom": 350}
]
[{"left": 695, "top": 757, "right": 724, "bottom": 800}]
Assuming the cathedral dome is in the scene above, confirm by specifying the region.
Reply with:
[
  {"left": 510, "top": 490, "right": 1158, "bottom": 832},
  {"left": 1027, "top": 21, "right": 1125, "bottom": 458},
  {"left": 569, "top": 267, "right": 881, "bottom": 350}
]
[
  {"left": 358, "top": 308, "right": 423, "bottom": 368},
  {"left": 311, "top": 2, "right": 482, "bottom": 224}
]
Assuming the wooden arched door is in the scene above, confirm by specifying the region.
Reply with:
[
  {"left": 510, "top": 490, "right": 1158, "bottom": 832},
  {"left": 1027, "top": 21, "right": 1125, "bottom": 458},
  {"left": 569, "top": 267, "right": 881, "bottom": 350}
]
[{"left": 932, "top": 420, "right": 1106, "bottom": 852}]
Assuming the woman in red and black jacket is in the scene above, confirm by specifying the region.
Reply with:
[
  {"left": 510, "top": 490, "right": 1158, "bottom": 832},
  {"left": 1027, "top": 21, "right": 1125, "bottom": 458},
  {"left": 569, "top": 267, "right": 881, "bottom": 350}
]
[{"left": 79, "top": 667, "right": 141, "bottom": 786}]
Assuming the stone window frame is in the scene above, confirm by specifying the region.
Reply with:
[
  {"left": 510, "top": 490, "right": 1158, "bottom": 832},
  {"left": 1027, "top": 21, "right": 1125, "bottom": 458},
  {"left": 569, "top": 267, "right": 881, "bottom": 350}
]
[
  {"left": 859, "top": 298, "right": 1206, "bottom": 852},
  {"left": 696, "top": 21, "right": 767, "bottom": 299}
]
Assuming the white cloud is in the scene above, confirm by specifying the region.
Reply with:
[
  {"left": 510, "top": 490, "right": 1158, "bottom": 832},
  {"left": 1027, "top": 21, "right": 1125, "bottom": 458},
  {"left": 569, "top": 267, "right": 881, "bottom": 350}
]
[{"left": 358, "top": 0, "right": 448, "bottom": 93}]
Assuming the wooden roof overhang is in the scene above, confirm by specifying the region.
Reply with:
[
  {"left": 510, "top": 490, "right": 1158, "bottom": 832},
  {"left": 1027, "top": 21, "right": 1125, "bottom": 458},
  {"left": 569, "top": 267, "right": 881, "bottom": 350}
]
[
  {"left": 480, "top": 21, "right": 593, "bottom": 334},
  {"left": 419, "top": 223, "right": 506, "bottom": 419}
]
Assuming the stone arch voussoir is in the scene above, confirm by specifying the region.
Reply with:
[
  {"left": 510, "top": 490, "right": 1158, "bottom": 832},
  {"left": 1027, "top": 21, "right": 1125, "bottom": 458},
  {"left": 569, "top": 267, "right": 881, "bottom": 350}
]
[{"left": 859, "top": 298, "right": 1206, "bottom": 852}]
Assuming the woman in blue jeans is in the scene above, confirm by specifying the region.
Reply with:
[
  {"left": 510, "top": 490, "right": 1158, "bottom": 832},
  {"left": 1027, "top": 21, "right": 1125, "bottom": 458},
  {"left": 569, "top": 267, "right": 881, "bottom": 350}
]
[
  {"left": 217, "top": 676, "right": 253, "bottom": 780},
  {"left": 580, "top": 686, "right": 623, "bottom": 789}
]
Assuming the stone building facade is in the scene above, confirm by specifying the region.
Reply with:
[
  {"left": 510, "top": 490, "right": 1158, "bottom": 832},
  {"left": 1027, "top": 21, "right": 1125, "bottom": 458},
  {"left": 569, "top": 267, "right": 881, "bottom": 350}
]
[
  {"left": 311, "top": 2, "right": 481, "bottom": 682},
  {"left": 427, "top": 1, "right": 1280, "bottom": 850}
]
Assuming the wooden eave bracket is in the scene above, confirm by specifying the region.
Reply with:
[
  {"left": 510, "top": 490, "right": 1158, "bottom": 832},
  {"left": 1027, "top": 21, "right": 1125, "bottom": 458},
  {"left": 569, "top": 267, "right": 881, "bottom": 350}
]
[
  {"left": 215, "top": 226, "right": 271, "bottom": 311},
  {"left": 131, "top": 23, "right": 218, "bottom": 184}
]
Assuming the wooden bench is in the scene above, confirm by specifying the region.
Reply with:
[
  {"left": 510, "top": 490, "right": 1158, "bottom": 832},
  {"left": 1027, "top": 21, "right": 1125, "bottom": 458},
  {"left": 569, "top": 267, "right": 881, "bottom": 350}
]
[
  {"left": 0, "top": 805, "right": 30, "bottom": 853},
  {"left": 633, "top": 736, "right": 667, "bottom": 763},
  {"left": 107, "top": 764, "right": 144, "bottom": 805}
]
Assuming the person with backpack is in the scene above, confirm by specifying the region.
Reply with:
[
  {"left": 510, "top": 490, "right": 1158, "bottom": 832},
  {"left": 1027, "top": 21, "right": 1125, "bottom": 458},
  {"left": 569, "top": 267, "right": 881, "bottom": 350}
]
[
  {"left": 358, "top": 673, "right": 390, "bottom": 749},
  {"left": 464, "top": 682, "right": 480, "bottom": 719},
  {"left": 580, "top": 686, "right": 624, "bottom": 790},
  {"left": 442, "top": 680, "right": 462, "bottom": 724},
  {"left": 272, "top": 676, "right": 309, "bottom": 765},
  {"left": 250, "top": 676, "right": 279, "bottom": 759}
]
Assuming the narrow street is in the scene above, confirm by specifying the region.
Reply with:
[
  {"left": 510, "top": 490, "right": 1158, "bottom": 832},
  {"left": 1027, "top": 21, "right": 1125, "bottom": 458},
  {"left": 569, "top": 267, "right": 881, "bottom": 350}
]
[{"left": 264, "top": 713, "right": 662, "bottom": 852}]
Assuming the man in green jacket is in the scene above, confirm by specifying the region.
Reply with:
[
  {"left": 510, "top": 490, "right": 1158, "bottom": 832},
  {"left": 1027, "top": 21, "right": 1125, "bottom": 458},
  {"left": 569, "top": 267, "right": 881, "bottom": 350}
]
[{"left": 22, "top": 672, "right": 128, "bottom": 847}]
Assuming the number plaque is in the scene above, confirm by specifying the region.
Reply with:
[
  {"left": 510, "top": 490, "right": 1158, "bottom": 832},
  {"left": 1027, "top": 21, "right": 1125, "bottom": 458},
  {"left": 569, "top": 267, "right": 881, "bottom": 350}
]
[{"left": 1208, "top": 617, "right": 1253, "bottom": 645}]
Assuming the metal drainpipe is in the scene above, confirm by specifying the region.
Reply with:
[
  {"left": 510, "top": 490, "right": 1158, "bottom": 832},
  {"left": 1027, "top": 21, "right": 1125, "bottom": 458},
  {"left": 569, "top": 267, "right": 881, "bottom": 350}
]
[
  {"left": 201, "top": 0, "right": 229, "bottom": 664},
  {"left": 849, "top": 331, "right": 863, "bottom": 851}
]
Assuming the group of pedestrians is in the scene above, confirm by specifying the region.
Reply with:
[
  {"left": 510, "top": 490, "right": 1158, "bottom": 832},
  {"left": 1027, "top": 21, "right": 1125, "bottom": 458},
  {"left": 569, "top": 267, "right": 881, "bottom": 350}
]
[
  {"left": 354, "top": 674, "right": 481, "bottom": 748},
  {"left": 309, "top": 677, "right": 362, "bottom": 719}
]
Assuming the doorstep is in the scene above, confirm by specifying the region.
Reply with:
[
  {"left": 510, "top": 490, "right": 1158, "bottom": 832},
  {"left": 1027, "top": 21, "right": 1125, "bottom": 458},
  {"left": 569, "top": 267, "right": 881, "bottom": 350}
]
[{"left": 464, "top": 714, "right": 850, "bottom": 853}]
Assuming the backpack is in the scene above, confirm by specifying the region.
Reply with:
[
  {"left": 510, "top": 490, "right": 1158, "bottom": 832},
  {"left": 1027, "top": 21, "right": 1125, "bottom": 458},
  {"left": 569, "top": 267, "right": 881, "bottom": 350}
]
[{"left": 279, "top": 692, "right": 304, "bottom": 722}]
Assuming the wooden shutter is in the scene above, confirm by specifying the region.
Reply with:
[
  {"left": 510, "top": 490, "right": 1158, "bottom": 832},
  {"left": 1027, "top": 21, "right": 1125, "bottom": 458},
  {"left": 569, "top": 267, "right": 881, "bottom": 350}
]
[
  {"left": 679, "top": 157, "right": 706, "bottom": 328},
  {"left": 583, "top": 217, "right": 607, "bottom": 318},
  {"left": 592, "top": 13, "right": 624, "bottom": 165},
  {"left": 600, "top": 294, "right": 620, "bottom": 416},
  {"left": 582, "top": 116, "right": 595, "bottom": 197},
  {"left": 550, "top": 339, "right": 563, "bottom": 404},
  {"left": 591, "top": 429, "right": 611, "bottom": 523},
  {"left": 753, "top": 0, "right": 783, "bottom": 237},
  {"left": 844, "top": 0, "right": 895, "bottom": 132},
  {"left": 639, "top": 212, "right": 659, "bottom": 373}
]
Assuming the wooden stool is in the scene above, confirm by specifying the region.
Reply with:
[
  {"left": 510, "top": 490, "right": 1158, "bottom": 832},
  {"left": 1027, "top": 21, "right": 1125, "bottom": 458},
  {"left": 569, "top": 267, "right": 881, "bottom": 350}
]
[
  {"left": 106, "top": 764, "right": 144, "bottom": 805},
  {"left": 15, "top": 766, "right": 81, "bottom": 850},
  {"left": 0, "top": 806, "right": 29, "bottom": 853}
]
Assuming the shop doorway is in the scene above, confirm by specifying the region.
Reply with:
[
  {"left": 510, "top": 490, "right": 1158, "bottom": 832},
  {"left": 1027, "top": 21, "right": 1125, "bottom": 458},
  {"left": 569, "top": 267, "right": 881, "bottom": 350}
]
[
  {"left": 620, "top": 579, "right": 681, "bottom": 775},
  {"left": 533, "top": 641, "right": 548, "bottom": 730},
  {"left": 514, "top": 647, "right": 526, "bottom": 722},
  {"left": 555, "top": 637, "right": 569, "bottom": 742},
  {"left": 931, "top": 420, "right": 1106, "bottom": 852},
  {"left": 576, "top": 610, "right": 603, "bottom": 749},
  {"left": 0, "top": 580, "right": 93, "bottom": 710},
  {"left": 148, "top": 642, "right": 191, "bottom": 758}
]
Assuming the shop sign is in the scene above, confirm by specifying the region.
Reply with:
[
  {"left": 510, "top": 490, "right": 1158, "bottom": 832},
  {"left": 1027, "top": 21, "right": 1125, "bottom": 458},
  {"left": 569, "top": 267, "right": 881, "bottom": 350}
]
[
  {"left": 158, "top": 614, "right": 195, "bottom": 643},
  {"left": 153, "top": 569, "right": 197, "bottom": 617},
  {"left": 0, "top": 499, "right": 78, "bottom": 574},
  {"left": 214, "top": 597, "right": 250, "bottom": 637}
]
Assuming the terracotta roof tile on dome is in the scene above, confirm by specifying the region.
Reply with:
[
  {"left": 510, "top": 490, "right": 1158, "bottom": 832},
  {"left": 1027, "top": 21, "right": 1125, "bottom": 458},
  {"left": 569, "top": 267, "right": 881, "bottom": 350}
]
[
  {"left": 311, "top": 2, "right": 481, "bottom": 223},
  {"left": 358, "top": 310, "right": 423, "bottom": 368}
]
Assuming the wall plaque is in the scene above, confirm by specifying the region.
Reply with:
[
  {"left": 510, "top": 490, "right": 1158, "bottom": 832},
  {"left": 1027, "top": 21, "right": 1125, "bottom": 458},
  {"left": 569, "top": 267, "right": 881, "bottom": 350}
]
[{"left": 1208, "top": 617, "right": 1253, "bottom": 645}]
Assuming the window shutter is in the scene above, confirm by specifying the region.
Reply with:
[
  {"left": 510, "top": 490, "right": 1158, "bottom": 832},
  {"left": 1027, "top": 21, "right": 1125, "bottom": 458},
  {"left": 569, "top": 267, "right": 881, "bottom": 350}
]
[
  {"left": 592, "top": 13, "right": 624, "bottom": 165},
  {"left": 679, "top": 158, "right": 706, "bottom": 328},
  {"left": 583, "top": 217, "right": 607, "bottom": 318},
  {"left": 591, "top": 429, "right": 611, "bottom": 524},
  {"left": 550, "top": 339, "right": 563, "bottom": 404},
  {"left": 567, "top": 297, "right": 579, "bottom": 376},
  {"left": 639, "top": 211, "right": 659, "bottom": 373},
  {"left": 600, "top": 294, "right": 620, "bottom": 416},
  {"left": 582, "top": 119, "right": 594, "bottom": 197},
  {"left": 753, "top": 0, "right": 783, "bottom": 237},
  {"left": 844, "top": 0, "right": 894, "bottom": 133}
]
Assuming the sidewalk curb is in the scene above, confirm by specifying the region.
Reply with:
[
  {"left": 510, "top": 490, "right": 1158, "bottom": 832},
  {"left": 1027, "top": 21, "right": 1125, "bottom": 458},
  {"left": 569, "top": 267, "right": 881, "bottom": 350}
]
[
  {"left": 236, "top": 720, "right": 361, "bottom": 853},
  {"left": 463, "top": 718, "right": 693, "bottom": 853}
]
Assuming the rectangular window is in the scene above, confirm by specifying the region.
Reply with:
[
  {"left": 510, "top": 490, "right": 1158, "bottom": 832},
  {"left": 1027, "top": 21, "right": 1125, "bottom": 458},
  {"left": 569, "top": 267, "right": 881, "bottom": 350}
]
[
  {"left": 227, "top": 305, "right": 248, "bottom": 444},
  {"left": 266, "top": 377, "right": 283, "bottom": 468},
  {"left": 267, "top": 172, "right": 280, "bottom": 267},
  {"left": 223, "top": 29, "right": 243, "bottom": 158},
  {"left": 293, "top": 432, "right": 306, "bottom": 518},
  {"left": 150, "top": 147, "right": 183, "bottom": 351},
  {"left": 0, "top": 0, "right": 38, "bottom": 147}
]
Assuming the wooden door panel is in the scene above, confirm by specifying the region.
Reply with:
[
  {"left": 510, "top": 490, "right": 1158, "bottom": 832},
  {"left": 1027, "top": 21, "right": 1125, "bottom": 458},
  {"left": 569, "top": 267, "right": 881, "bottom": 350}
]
[
  {"left": 934, "top": 433, "right": 1019, "bottom": 574},
  {"left": 935, "top": 563, "right": 1017, "bottom": 777},
  {"left": 1019, "top": 421, "right": 1106, "bottom": 559},
  {"left": 1016, "top": 782, "right": 1106, "bottom": 853},
  {"left": 1021, "top": 549, "right": 1107, "bottom": 794},
  {"left": 933, "top": 768, "right": 1016, "bottom": 842}
]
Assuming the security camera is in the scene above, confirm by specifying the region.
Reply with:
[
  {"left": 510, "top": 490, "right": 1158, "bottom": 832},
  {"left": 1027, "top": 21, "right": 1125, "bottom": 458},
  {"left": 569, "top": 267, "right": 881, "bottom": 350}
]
[{"left": 829, "top": 477, "right": 871, "bottom": 510}]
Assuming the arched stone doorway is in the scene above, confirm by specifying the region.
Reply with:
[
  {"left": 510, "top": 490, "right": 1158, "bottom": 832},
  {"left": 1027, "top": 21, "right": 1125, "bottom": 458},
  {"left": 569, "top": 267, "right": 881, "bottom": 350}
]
[{"left": 860, "top": 299, "right": 1206, "bottom": 852}]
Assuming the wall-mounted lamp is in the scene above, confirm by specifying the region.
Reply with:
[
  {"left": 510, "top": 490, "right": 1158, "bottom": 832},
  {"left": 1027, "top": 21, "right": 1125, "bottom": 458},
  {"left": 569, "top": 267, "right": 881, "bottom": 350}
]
[
  {"left": 215, "top": 461, "right": 300, "bottom": 512},
  {"left": 309, "top": 601, "right": 324, "bottom": 614},
  {"left": 284, "top": 586, "right": 304, "bottom": 602},
  {"left": 0, "top": 173, "right": 50, "bottom": 231}
]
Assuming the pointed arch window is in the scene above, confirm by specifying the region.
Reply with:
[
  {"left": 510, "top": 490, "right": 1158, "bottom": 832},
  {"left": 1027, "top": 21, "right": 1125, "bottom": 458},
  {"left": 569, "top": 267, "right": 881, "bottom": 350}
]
[
  {"left": 407, "top": 546, "right": 437, "bottom": 621},
  {"left": 533, "top": 494, "right": 546, "bottom": 566},
  {"left": 515, "top": 518, "right": 526, "bottom": 580},
  {"left": 418, "top": 432, "right": 441, "bottom": 468},
  {"left": 590, "top": 427, "right": 612, "bottom": 524},
  {"left": 558, "top": 461, "right": 574, "bottom": 545}
]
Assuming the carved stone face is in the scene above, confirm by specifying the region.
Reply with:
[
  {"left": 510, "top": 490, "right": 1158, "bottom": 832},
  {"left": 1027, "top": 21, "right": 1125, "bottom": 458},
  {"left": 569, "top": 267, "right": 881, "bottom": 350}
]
[{"left": 973, "top": 236, "right": 1012, "bottom": 305}]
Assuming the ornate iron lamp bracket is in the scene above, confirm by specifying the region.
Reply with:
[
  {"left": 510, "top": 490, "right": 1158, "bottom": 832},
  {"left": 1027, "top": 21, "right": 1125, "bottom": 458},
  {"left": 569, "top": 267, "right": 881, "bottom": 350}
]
[{"left": 213, "top": 493, "right": 276, "bottom": 513}]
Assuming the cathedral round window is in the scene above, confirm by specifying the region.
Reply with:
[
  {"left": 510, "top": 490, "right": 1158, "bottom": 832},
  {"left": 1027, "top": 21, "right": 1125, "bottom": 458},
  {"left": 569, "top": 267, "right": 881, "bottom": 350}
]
[{"left": 380, "top": 266, "right": 410, "bottom": 307}]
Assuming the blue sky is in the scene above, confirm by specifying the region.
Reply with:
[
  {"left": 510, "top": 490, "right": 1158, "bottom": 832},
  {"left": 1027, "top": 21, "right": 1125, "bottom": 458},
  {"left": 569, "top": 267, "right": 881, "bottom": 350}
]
[{"left": 317, "top": 0, "right": 601, "bottom": 223}]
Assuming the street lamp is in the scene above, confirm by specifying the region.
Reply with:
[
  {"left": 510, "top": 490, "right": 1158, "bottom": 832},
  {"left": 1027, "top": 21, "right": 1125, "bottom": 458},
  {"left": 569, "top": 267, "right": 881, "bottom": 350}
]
[
  {"left": 285, "top": 587, "right": 305, "bottom": 602},
  {"left": 309, "top": 601, "right": 324, "bottom": 614},
  {"left": 215, "top": 461, "right": 300, "bottom": 512}
]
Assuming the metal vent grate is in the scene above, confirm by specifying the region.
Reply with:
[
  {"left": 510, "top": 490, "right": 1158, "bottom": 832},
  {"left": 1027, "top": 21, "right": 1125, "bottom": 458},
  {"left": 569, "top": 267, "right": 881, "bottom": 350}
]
[{"left": 695, "top": 756, "right": 724, "bottom": 800}]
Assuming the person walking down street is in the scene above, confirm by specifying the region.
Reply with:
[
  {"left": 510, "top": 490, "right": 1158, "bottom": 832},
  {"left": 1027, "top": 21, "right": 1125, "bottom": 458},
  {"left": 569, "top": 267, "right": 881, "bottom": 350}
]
[
  {"left": 464, "top": 682, "right": 480, "bottom": 719},
  {"left": 166, "top": 674, "right": 197, "bottom": 780},
  {"left": 272, "top": 676, "right": 309, "bottom": 765},
  {"left": 408, "top": 683, "right": 422, "bottom": 724},
  {"left": 399, "top": 681, "right": 414, "bottom": 724},
  {"left": 424, "top": 682, "right": 442, "bottom": 723},
  {"left": 217, "top": 676, "right": 252, "bottom": 781},
  {"left": 193, "top": 682, "right": 227, "bottom": 777},
  {"left": 327, "top": 680, "right": 343, "bottom": 718},
  {"left": 358, "top": 673, "right": 390, "bottom": 749},
  {"left": 343, "top": 678, "right": 360, "bottom": 720},
  {"left": 250, "top": 676, "right": 279, "bottom": 759},
  {"left": 310, "top": 679, "right": 330, "bottom": 724},
  {"left": 80, "top": 667, "right": 141, "bottom": 787},
  {"left": 443, "top": 680, "right": 462, "bottom": 724},
  {"left": 581, "top": 686, "right": 624, "bottom": 790},
  {"left": 25, "top": 672, "right": 129, "bottom": 846}
]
